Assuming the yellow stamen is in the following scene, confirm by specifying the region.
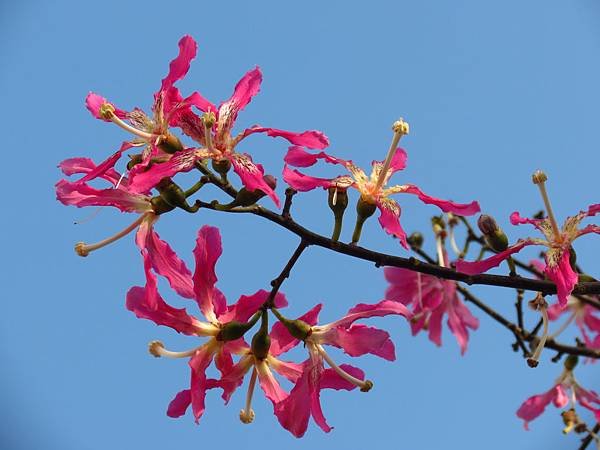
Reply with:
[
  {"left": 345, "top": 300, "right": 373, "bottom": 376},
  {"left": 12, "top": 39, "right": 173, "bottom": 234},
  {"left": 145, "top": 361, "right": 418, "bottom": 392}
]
[
  {"left": 148, "top": 340, "right": 204, "bottom": 358},
  {"left": 317, "top": 344, "right": 373, "bottom": 392},
  {"left": 74, "top": 214, "right": 147, "bottom": 257},
  {"left": 239, "top": 367, "right": 257, "bottom": 424},
  {"left": 532, "top": 170, "right": 562, "bottom": 242},
  {"left": 374, "top": 118, "right": 410, "bottom": 192}
]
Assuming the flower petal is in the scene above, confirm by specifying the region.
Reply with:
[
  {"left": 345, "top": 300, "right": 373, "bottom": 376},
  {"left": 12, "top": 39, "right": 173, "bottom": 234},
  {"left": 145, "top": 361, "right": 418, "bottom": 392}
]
[
  {"left": 326, "top": 300, "right": 411, "bottom": 329},
  {"left": 447, "top": 295, "right": 479, "bottom": 355},
  {"left": 241, "top": 127, "right": 329, "bottom": 150},
  {"left": 135, "top": 216, "right": 195, "bottom": 299},
  {"left": 256, "top": 360, "right": 288, "bottom": 404},
  {"left": 274, "top": 368, "right": 312, "bottom": 438},
  {"left": 455, "top": 240, "right": 535, "bottom": 275},
  {"left": 219, "top": 290, "right": 287, "bottom": 324},
  {"left": 322, "top": 324, "right": 396, "bottom": 361},
  {"left": 376, "top": 198, "right": 408, "bottom": 249},
  {"left": 55, "top": 180, "right": 151, "bottom": 212},
  {"left": 193, "top": 226, "right": 225, "bottom": 323},
  {"left": 189, "top": 344, "right": 216, "bottom": 423},
  {"left": 516, "top": 385, "right": 563, "bottom": 430},
  {"left": 228, "top": 153, "right": 280, "bottom": 207},
  {"left": 401, "top": 184, "right": 480, "bottom": 216},
  {"left": 217, "top": 355, "right": 254, "bottom": 403},
  {"left": 85, "top": 92, "right": 128, "bottom": 121},
  {"left": 284, "top": 146, "right": 345, "bottom": 168},
  {"left": 545, "top": 249, "right": 578, "bottom": 308},
  {"left": 126, "top": 251, "right": 206, "bottom": 335},
  {"left": 161, "top": 35, "right": 197, "bottom": 91},
  {"left": 167, "top": 389, "right": 191, "bottom": 418},
  {"left": 283, "top": 165, "right": 336, "bottom": 192}
]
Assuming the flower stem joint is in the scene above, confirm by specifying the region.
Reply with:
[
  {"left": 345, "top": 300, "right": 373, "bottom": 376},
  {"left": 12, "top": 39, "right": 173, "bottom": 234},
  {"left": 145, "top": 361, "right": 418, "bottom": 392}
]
[
  {"left": 230, "top": 175, "right": 277, "bottom": 207},
  {"left": 352, "top": 198, "right": 377, "bottom": 244},
  {"left": 271, "top": 308, "right": 312, "bottom": 340},
  {"left": 251, "top": 310, "right": 271, "bottom": 360},
  {"left": 328, "top": 186, "right": 348, "bottom": 242},
  {"left": 156, "top": 178, "right": 200, "bottom": 213}
]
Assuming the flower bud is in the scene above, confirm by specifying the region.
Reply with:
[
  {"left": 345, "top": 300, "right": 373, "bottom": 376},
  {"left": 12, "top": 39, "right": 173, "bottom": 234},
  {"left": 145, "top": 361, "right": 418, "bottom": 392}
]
[
  {"left": 477, "top": 214, "right": 509, "bottom": 252},
  {"left": 217, "top": 320, "right": 255, "bottom": 342},
  {"left": 157, "top": 132, "right": 184, "bottom": 154},
  {"left": 564, "top": 355, "right": 578, "bottom": 371},
  {"left": 328, "top": 187, "right": 348, "bottom": 214},
  {"left": 351, "top": 198, "right": 377, "bottom": 245},
  {"left": 156, "top": 178, "right": 200, "bottom": 213},
  {"left": 251, "top": 311, "right": 271, "bottom": 360},
  {"left": 272, "top": 308, "right": 312, "bottom": 341},
  {"left": 407, "top": 232, "right": 424, "bottom": 249}
]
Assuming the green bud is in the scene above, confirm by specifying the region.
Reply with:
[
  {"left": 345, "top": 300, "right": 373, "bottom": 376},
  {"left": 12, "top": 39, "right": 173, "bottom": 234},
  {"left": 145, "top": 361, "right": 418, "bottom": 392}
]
[
  {"left": 478, "top": 214, "right": 509, "bottom": 252},
  {"left": 251, "top": 311, "right": 271, "bottom": 360},
  {"left": 229, "top": 175, "right": 277, "bottom": 207},
  {"left": 328, "top": 187, "right": 348, "bottom": 242},
  {"left": 150, "top": 196, "right": 176, "bottom": 215},
  {"left": 156, "top": 178, "right": 200, "bottom": 213},
  {"left": 407, "top": 232, "right": 424, "bottom": 249},
  {"left": 127, "top": 153, "right": 144, "bottom": 170},
  {"left": 157, "top": 133, "right": 184, "bottom": 154},
  {"left": 272, "top": 308, "right": 311, "bottom": 341},
  {"left": 564, "top": 355, "right": 578, "bottom": 371},
  {"left": 217, "top": 320, "right": 254, "bottom": 342}
]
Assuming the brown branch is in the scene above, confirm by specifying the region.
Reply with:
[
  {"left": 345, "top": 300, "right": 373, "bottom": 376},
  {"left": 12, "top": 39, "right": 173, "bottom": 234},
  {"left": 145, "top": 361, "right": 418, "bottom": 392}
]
[
  {"left": 264, "top": 239, "right": 309, "bottom": 308},
  {"left": 580, "top": 423, "right": 600, "bottom": 450}
]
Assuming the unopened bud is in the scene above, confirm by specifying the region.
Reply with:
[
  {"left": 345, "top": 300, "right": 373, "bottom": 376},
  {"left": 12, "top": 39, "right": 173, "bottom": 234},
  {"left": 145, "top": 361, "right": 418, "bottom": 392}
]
[
  {"left": 564, "top": 355, "right": 579, "bottom": 371},
  {"left": 156, "top": 178, "right": 200, "bottom": 213},
  {"left": 407, "top": 232, "right": 424, "bottom": 249},
  {"left": 217, "top": 320, "right": 255, "bottom": 342},
  {"left": 272, "top": 309, "right": 312, "bottom": 341},
  {"left": 251, "top": 311, "right": 271, "bottom": 360},
  {"left": 478, "top": 214, "right": 508, "bottom": 252},
  {"left": 231, "top": 175, "right": 277, "bottom": 207}
]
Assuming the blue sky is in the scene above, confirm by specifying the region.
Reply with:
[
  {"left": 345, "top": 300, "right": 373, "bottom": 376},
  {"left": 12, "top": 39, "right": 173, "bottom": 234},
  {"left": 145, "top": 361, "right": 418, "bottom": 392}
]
[{"left": 2, "top": 1, "right": 600, "bottom": 449}]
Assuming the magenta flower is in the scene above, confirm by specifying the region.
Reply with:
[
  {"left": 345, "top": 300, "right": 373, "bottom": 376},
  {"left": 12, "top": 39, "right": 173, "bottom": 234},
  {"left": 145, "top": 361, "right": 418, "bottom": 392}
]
[
  {"left": 516, "top": 358, "right": 600, "bottom": 431},
  {"left": 456, "top": 172, "right": 600, "bottom": 307},
  {"left": 124, "top": 59, "right": 329, "bottom": 206},
  {"left": 56, "top": 143, "right": 196, "bottom": 299},
  {"left": 384, "top": 264, "right": 479, "bottom": 355},
  {"left": 269, "top": 300, "right": 411, "bottom": 437},
  {"left": 85, "top": 35, "right": 200, "bottom": 164},
  {"left": 126, "top": 225, "right": 288, "bottom": 422},
  {"left": 283, "top": 120, "right": 479, "bottom": 247}
]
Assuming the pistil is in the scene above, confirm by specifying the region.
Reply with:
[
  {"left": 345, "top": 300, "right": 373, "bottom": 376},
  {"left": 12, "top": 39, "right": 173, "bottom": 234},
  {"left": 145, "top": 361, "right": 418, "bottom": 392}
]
[
  {"left": 317, "top": 344, "right": 373, "bottom": 392},
  {"left": 374, "top": 119, "right": 410, "bottom": 192},
  {"left": 74, "top": 214, "right": 147, "bottom": 257},
  {"left": 100, "top": 104, "right": 155, "bottom": 141},
  {"left": 527, "top": 293, "right": 549, "bottom": 367},
  {"left": 532, "top": 170, "right": 561, "bottom": 242},
  {"left": 148, "top": 340, "right": 204, "bottom": 358},
  {"left": 239, "top": 367, "right": 258, "bottom": 424}
]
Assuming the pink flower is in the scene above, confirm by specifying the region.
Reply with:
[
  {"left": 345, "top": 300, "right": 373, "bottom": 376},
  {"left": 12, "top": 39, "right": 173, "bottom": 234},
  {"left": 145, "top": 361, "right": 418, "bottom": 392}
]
[
  {"left": 282, "top": 121, "right": 479, "bottom": 247},
  {"left": 269, "top": 300, "right": 411, "bottom": 437},
  {"left": 126, "top": 225, "right": 288, "bottom": 423},
  {"left": 547, "top": 299, "right": 600, "bottom": 351},
  {"left": 456, "top": 203, "right": 600, "bottom": 307},
  {"left": 516, "top": 358, "right": 600, "bottom": 431},
  {"left": 384, "top": 264, "right": 479, "bottom": 355},
  {"left": 85, "top": 35, "right": 200, "bottom": 163},
  {"left": 125, "top": 62, "right": 329, "bottom": 207},
  {"left": 56, "top": 143, "right": 196, "bottom": 299}
]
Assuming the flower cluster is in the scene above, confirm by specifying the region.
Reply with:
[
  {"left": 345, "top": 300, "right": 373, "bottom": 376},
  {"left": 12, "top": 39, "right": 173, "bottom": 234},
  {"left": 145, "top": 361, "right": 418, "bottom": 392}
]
[{"left": 56, "top": 34, "right": 600, "bottom": 442}]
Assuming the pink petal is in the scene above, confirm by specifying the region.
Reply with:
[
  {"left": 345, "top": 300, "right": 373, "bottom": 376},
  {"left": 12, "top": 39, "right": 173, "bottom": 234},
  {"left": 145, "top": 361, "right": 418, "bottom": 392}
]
[
  {"left": 282, "top": 165, "right": 335, "bottom": 192},
  {"left": 320, "top": 364, "right": 364, "bottom": 391},
  {"left": 77, "top": 142, "right": 134, "bottom": 185},
  {"left": 586, "top": 204, "right": 600, "bottom": 217},
  {"left": 323, "top": 324, "right": 396, "bottom": 360},
  {"left": 193, "top": 226, "right": 224, "bottom": 323},
  {"left": 55, "top": 180, "right": 151, "bottom": 212},
  {"left": 372, "top": 147, "right": 407, "bottom": 174},
  {"left": 578, "top": 224, "right": 600, "bottom": 238},
  {"left": 270, "top": 304, "right": 323, "bottom": 357},
  {"left": 545, "top": 249, "right": 578, "bottom": 308},
  {"left": 161, "top": 35, "right": 197, "bottom": 91},
  {"left": 135, "top": 217, "right": 194, "bottom": 299},
  {"left": 269, "top": 357, "right": 304, "bottom": 383},
  {"left": 516, "top": 385, "right": 562, "bottom": 430},
  {"left": 85, "top": 92, "right": 128, "bottom": 121},
  {"left": 455, "top": 240, "right": 535, "bottom": 275},
  {"left": 328, "top": 300, "right": 411, "bottom": 329},
  {"left": 218, "top": 67, "right": 262, "bottom": 129},
  {"left": 402, "top": 184, "right": 480, "bottom": 216},
  {"left": 127, "top": 148, "right": 202, "bottom": 193},
  {"left": 510, "top": 212, "right": 548, "bottom": 234},
  {"left": 376, "top": 198, "right": 408, "bottom": 249},
  {"left": 217, "top": 355, "right": 254, "bottom": 403},
  {"left": 189, "top": 345, "right": 216, "bottom": 423},
  {"left": 284, "top": 146, "right": 343, "bottom": 168},
  {"left": 167, "top": 389, "right": 191, "bottom": 418},
  {"left": 241, "top": 127, "right": 329, "bottom": 150},
  {"left": 427, "top": 307, "right": 444, "bottom": 347},
  {"left": 126, "top": 253, "right": 202, "bottom": 335},
  {"left": 546, "top": 302, "right": 567, "bottom": 321},
  {"left": 275, "top": 369, "right": 312, "bottom": 438},
  {"left": 58, "top": 155, "right": 121, "bottom": 186},
  {"left": 447, "top": 297, "right": 479, "bottom": 355},
  {"left": 219, "top": 290, "right": 287, "bottom": 324},
  {"left": 185, "top": 91, "right": 218, "bottom": 115},
  {"left": 228, "top": 153, "right": 280, "bottom": 207},
  {"left": 576, "top": 386, "right": 600, "bottom": 421},
  {"left": 256, "top": 361, "right": 288, "bottom": 404}
]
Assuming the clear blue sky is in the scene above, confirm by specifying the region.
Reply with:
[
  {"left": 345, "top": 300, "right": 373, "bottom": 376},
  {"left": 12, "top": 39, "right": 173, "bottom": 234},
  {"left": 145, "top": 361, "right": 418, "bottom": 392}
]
[{"left": 2, "top": 1, "right": 600, "bottom": 449}]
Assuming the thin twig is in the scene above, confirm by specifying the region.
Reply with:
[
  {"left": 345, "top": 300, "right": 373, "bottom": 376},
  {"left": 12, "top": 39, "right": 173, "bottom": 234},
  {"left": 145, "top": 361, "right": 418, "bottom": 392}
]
[{"left": 580, "top": 423, "right": 600, "bottom": 450}]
